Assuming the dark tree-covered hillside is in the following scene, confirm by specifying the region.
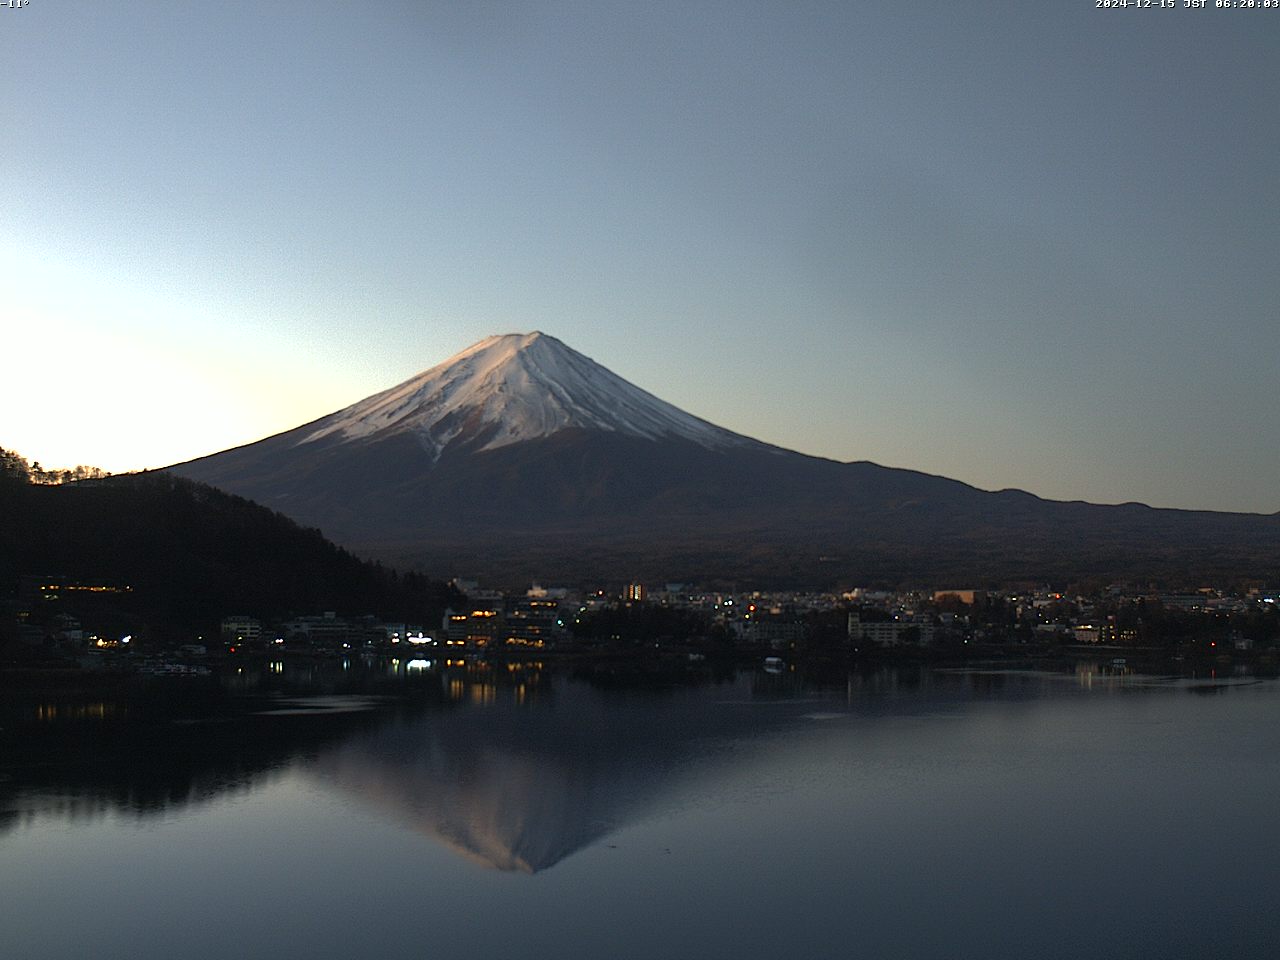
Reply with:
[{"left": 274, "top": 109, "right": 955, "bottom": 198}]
[{"left": 0, "top": 464, "right": 458, "bottom": 638}]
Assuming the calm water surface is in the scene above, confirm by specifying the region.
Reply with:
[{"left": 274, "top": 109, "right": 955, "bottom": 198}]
[{"left": 2, "top": 661, "right": 1278, "bottom": 959}]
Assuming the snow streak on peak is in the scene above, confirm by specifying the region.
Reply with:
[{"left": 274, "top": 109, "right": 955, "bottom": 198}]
[{"left": 299, "top": 331, "right": 754, "bottom": 456}]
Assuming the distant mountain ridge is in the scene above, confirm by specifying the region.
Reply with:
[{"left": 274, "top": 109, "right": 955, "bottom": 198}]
[{"left": 168, "top": 333, "right": 1280, "bottom": 586}]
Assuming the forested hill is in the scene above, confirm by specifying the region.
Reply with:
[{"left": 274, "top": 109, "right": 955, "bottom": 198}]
[{"left": 0, "top": 468, "right": 458, "bottom": 637}]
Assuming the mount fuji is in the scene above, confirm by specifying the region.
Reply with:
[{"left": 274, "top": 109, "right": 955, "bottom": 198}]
[
  {"left": 297, "top": 332, "right": 758, "bottom": 458},
  {"left": 169, "top": 332, "right": 1279, "bottom": 586}
]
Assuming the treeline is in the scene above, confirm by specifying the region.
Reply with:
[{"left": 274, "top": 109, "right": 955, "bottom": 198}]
[
  {"left": 0, "top": 465, "right": 460, "bottom": 640},
  {"left": 570, "top": 601, "right": 719, "bottom": 643},
  {"left": 0, "top": 446, "right": 111, "bottom": 485}
]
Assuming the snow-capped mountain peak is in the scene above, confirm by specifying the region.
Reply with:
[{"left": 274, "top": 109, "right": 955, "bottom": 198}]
[{"left": 299, "top": 331, "right": 754, "bottom": 456}]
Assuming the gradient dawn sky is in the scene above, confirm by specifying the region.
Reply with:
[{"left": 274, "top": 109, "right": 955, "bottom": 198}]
[{"left": 3, "top": 2, "right": 1276, "bottom": 513}]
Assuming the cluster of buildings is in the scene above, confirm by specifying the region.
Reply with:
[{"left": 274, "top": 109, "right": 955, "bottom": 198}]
[
  {"left": 216, "top": 579, "right": 840, "bottom": 655},
  {"left": 847, "top": 584, "right": 1280, "bottom": 650},
  {"left": 219, "top": 583, "right": 572, "bottom": 655},
  {"left": 5, "top": 577, "right": 136, "bottom": 650},
  {"left": 214, "top": 581, "right": 1279, "bottom": 656},
  {"left": 9, "top": 569, "right": 1277, "bottom": 659}
]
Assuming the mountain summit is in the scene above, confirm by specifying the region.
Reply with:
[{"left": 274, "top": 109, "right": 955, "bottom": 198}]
[
  {"left": 298, "top": 332, "right": 753, "bottom": 458},
  {"left": 170, "top": 332, "right": 1280, "bottom": 586}
]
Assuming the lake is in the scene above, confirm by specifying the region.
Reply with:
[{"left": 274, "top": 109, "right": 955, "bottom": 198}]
[{"left": 2, "top": 659, "right": 1278, "bottom": 959}]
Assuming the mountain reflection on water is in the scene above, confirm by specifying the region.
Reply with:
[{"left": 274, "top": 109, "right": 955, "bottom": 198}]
[
  {"left": 0, "top": 659, "right": 1255, "bottom": 870},
  {"left": 0, "top": 662, "right": 896, "bottom": 847},
  {"left": 308, "top": 669, "right": 844, "bottom": 872},
  {"left": 6, "top": 659, "right": 1280, "bottom": 960},
  {"left": 1, "top": 660, "right": 857, "bottom": 867}
]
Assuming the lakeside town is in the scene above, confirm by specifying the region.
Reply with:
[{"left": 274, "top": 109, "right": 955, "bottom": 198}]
[
  {"left": 6, "top": 450, "right": 1280, "bottom": 680},
  {"left": 10, "top": 574, "right": 1280, "bottom": 676}
]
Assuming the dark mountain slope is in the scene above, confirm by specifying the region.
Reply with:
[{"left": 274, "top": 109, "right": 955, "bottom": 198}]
[
  {"left": 168, "top": 333, "right": 1280, "bottom": 587},
  {"left": 0, "top": 471, "right": 457, "bottom": 636}
]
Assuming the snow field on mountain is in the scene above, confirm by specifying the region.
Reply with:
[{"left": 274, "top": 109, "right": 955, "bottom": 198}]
[{"left": 299, "top": 332, "right": 751, "bottom": 456}]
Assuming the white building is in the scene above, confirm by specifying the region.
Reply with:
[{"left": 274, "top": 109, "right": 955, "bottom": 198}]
[
  {"left": 848, "top": 614, "right": 936, "bottom": 647},
  {"left": 221, "top": 615, "right": 262, "bottom": 643}
]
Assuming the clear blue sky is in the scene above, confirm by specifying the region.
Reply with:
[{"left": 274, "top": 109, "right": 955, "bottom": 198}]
[{"left": 3, "top": 1, "right": 1277, "bottom": 512}]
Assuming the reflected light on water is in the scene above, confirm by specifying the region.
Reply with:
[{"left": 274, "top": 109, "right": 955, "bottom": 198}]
[{"left": 34, "top": 702, "right": 122, "bottom": 722}]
